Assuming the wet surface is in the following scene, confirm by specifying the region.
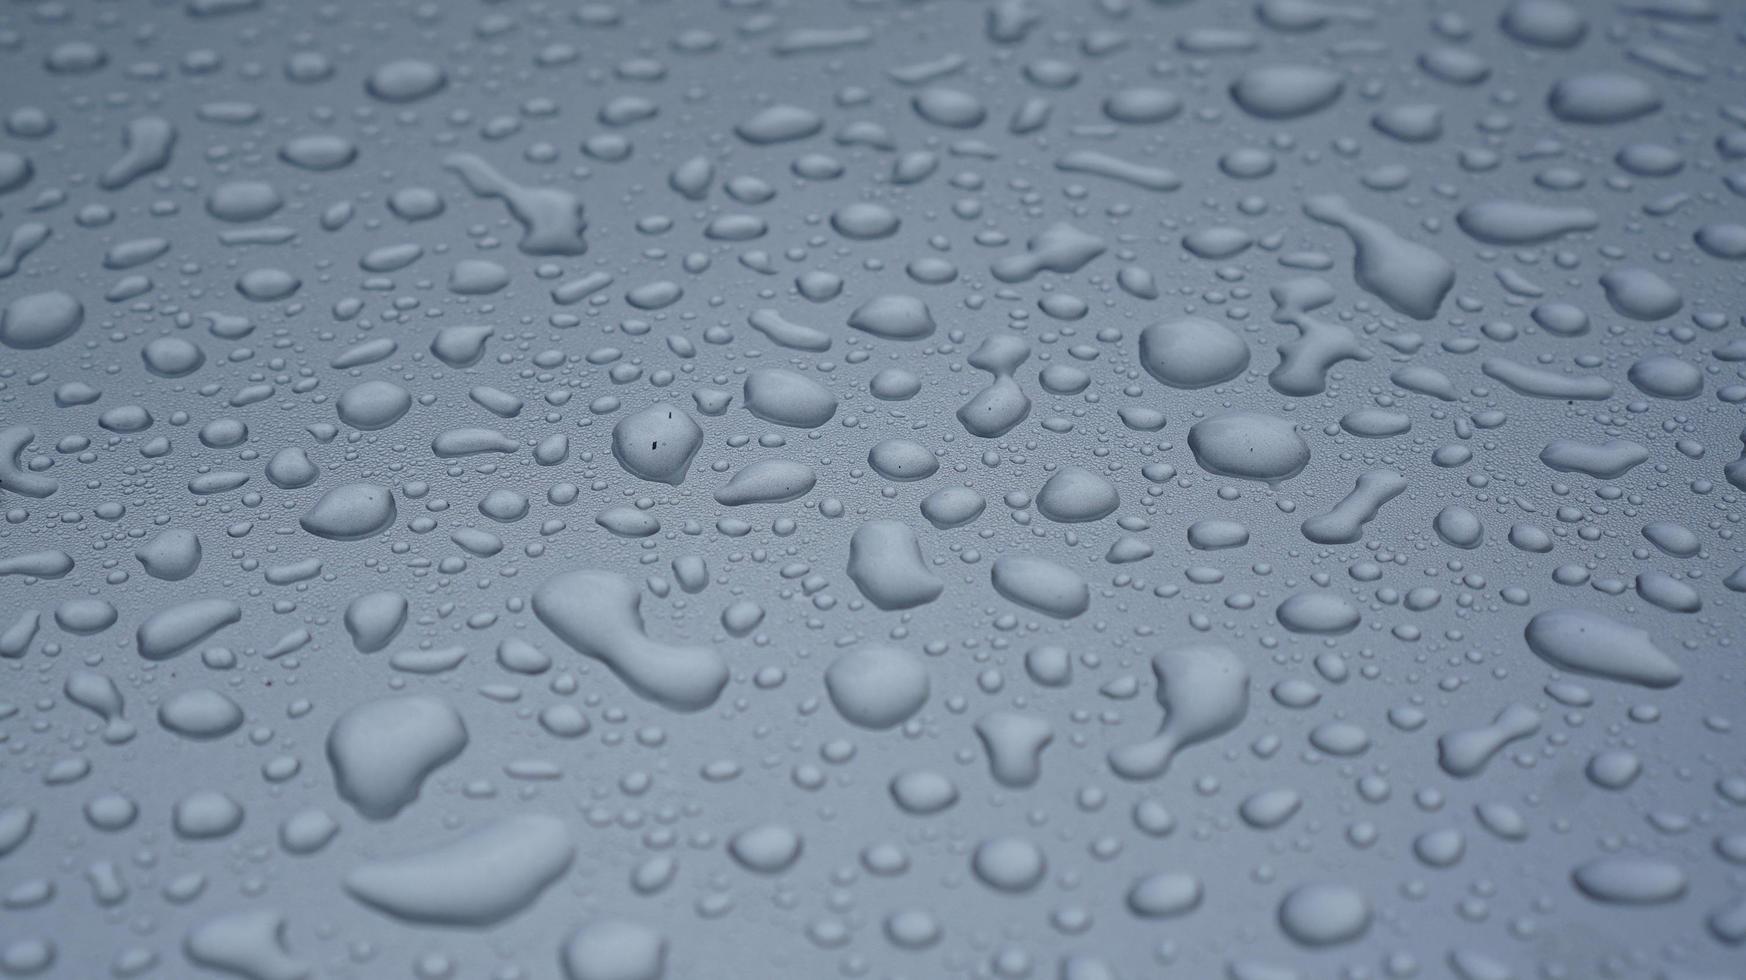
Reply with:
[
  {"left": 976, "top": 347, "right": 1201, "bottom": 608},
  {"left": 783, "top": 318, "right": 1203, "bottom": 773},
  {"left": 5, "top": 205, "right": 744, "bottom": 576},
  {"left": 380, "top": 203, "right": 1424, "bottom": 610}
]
[{"left": 2, "top": 0, "right": 1746, "bottom": 978}]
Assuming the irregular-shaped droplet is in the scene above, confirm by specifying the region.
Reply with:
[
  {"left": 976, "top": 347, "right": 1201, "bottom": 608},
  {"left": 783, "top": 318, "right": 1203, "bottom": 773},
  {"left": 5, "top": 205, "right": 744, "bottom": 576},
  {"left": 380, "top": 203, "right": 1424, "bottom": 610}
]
[
  {"left": 137, "top": 599, "right": 241, "bottom": 661},
  {"left": 1637, "top": 571, "right": 1700, "bottom": 613},
  {"left": 1268, "top": 277, "right": 1371, "bottom": 396},
  {"left": 889, "top": 769, "right": 958, "bottom": 816},
  {"left": 957, "top": 335, "right": 1032, "bottom": 438},
  {"left": 1434, "top": 504, "right": 1485, "bottom": 549},
  {"left": 847, "top": 294, "right": 935, "bottom": 340},
  {"left": 561, "top": 919, "right": 666, "bottom": 980},
  {"left": 1483, "top": 358, "right": 1614, "bottom": 400},
  {"left": 825, "top": 645, "right": 930, "bottom": 729},
  {"left": 1188, "top": 413, "right": 1309, "bottom": 484},
  {"left": 830, "top": 201, "right": 901, "bottom": 239},
  {"left": 1127, "top": 872, "right": 1204, "bottom": 918},
  {"left": 365, "top": 59, "right": 446, "bottom": 103},
  {"left": 1391, "top": 365, "right": 1459, "bottom": 401},
  {"left": 445, "top": 153, "right": 587, "bottom": 256},
  {"left": 990, "top": 555, "right": 1089, "bottom": 619},
  {"left": 1523, "top": 609, "right": 1682, "bottom": 687},
  {"left": 1627, "top": 352, "right": 1697, "bottom": 400},
  {"left": 975, "top": 711, "right": 1054, "bottom": 787},
  {"left": 990, "top": 222, "right": 1105, "bottom": 283},
  {"left": 344, "top": 591, "right": 408, "bottom": 653},
  {"left": 728, "top": 824, "right": 804, "bottom": 874},
  {"left": 846, "top": 520, "right": 943, "bottom": 610},
  {"left": 1055, "top": 150, "right": 1181, "bottom": 191},
  {"left": 1188, "top": 519, "right": 1250, "bottom": 551},
  {"left": 0, "top": 291, "right": 82, "bottom": 350},
  {"left": 1138, "top": 317, "right": 1249, "bottom": 389},
  {"left": 1230, "top": 65, "right": 1344, "bottom": 118},
  {"left": 1548, "top": 72, "right": 1660, "bottom": 123},
  {"left": 735, "top": 104, "right": 823, "bottom": 144},
  {"left": 1599, "top": 266, "right": 1682, "bottom": 320},
  {"left": 345, "top": 815, "right": 573, "bottom": 926},
  {"left": 971, "top": 836, "right": 1047, "bottom": 893},
  {"left": 532, "top": 569, "right": 729, "bottom": 712},
  {"left": 1457, "top": 200, "right": 1599, "bottom": 245},
  {"left": 743, "top": 369, "right": 837, "bottom": 428},
  {"left": 0, "top": 549, "right": 74, "bottom": 578},
  {"left": 300, "top": 483, "right": 396, "bottom": 540},
  {"left": 1500, "top": 0, "right": 1587, "bottom": 48},
  {"left": 173, "top": 789, "right": 244, "bottom": 840},
  {"left": 1695, "top": 222, "right": 1746, "bottom": 260},
  {"left": 430, "top": 324, "right": 494, "bottom": 367},
  {"left": 1278, "top": 883, "right": 1371, "bottom": 946},
  {"left": 1572, "top": 857, "right": 1688, "bottom": 904},
  {"left": 1035, "top": 466, "right": 1119, "bottom": 523},
  {"left": 326, "top": 695, "right": 467, "bottom": 820},
  {"left": 921, "top": 486, "right": 986, "bottom": 529},
  {"left": 714, "top": 459, "right": 817, "bottom": 506},
  {"left": 1304, "top": 194, "right": 1454, "bottom": 319},
  {"left": 1109, "top": 643, "right": 1249, "bottom": 780},
  {"left": 159, "top": 688, "right": 244, "bottom": 740},
  {"left": 1642, "top": 520, "right": 1700, "bottom": 558},
  {"left": 1340, "top": 409, "right": 1410, "bottom": 438},
  {"left": 184, "top": 909, "right": 309, "bottom": 980},
  {"left": 1539, "top": 439, "right": 1648, "bottom": 478},
  {"left": 432, "top": 427, "right": 518, "bottom": 458},
  {"left": 1276, "top": 592, "right": 1360, "bottom": 635},
  {"left": 0, "top": 426, "right": 58, "bottom": 498},
  {"left": 266, "top": 447, "right": 320, "bottom": 490},
  {"left": 596, "top": 506, "right": 659, "bottom": 539},
  {"left": 100, "top": 116, "right": 176, "bottom": 190},
  {"left": 867, "top": 439, "right": 938, "bottom": 482},
  {"left": 280, "top": 133, "right": 357, "bottom": 171},
  {"left": 335, "top": 381, "right": 411, "bottom": 430},
  {"left": 1438, "top": 703, "right": 1541, "bottom": 777},
  {"left": 1300, "top": 470, "right": 1406, "bottom": 544},
  {"left": 748, "top": 309, "right": 831, "bottom": 351},
  {"left": 613, "top": 403, "right": 703, "bottom": 485}
]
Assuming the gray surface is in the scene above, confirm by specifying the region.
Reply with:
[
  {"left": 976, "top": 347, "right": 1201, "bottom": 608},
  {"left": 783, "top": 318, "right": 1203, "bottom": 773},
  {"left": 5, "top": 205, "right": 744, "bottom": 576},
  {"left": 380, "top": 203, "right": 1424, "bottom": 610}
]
[{"left": 1, "top": 0, "right": 1745, "bottom": 978}]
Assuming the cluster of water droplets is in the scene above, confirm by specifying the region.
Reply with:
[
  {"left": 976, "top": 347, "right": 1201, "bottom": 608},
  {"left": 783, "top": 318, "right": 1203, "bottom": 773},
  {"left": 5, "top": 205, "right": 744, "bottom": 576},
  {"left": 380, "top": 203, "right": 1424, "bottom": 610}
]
[{"left": 1, "top": 0, "right": 1745, "bottom": 978}]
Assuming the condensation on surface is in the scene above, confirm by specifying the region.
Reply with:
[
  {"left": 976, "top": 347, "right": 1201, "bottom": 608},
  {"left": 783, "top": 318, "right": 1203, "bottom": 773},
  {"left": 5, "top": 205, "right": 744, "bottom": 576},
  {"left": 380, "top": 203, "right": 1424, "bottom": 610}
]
[{"left": 2, "top": 0, "right": 1745, "bottom": 978}]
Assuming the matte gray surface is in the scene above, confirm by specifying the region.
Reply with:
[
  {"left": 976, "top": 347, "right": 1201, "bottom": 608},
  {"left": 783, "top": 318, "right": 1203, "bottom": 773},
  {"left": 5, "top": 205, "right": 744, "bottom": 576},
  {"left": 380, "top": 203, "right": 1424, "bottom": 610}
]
[{"left": 2, "top": 0, "right": 1745, "bottom": 978}]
